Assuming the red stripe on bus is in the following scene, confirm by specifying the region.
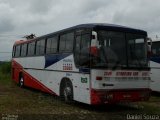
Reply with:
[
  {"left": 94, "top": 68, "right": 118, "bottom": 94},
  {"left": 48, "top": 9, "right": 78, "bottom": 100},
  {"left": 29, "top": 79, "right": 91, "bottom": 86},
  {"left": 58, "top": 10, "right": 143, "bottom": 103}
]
[{"left": 12, "top": 60, "right": 57, "bottom": 96}]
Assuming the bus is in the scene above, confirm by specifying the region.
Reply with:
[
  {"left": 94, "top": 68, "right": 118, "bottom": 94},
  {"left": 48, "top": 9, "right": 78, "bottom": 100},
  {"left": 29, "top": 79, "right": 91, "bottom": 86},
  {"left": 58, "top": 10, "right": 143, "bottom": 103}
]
[
  {"left": 150, "top": 40, "right": 160, "bottom": 92},
  {"left": 12, "top": 23, "right": 151, "bottom": 105}
]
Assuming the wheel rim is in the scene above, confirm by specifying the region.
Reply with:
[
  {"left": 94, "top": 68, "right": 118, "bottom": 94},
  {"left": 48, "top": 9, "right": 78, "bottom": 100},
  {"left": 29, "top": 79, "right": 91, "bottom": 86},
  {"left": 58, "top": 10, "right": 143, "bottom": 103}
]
[
  {"left": 63, "top": 86, "right": 72, "bottom": 101},
  {"left": 20, "top": 77, "right": 24, "bottom": 86}
]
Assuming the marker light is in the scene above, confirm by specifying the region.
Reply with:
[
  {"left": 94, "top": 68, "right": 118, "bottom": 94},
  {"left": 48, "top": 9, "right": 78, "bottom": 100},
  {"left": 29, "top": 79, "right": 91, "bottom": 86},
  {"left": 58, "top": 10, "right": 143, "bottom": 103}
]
[{"left": 96, "top": 76, "right": 102, "bottom": 81}]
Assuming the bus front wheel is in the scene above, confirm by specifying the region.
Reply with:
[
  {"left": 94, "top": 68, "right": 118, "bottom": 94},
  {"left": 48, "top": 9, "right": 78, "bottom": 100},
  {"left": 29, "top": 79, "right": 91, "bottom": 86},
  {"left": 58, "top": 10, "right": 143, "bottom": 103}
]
[{"left": 61, "top": 80, "right": 73, "bottom": 103}]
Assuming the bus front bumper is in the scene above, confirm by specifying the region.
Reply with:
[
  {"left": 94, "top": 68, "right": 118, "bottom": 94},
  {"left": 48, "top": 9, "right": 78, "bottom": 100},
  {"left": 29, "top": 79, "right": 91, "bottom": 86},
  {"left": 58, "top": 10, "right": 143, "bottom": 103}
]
[{"left": 91, "top": 88, "right": 151, "bottom": 105}]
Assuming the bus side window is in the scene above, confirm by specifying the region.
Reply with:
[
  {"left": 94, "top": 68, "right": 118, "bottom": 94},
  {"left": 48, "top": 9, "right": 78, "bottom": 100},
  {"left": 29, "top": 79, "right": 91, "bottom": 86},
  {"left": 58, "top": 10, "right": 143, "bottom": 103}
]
[
  {"left": 15, "top": 45, "right": 21, "bottom": 57},
  {"left": 80, "top": 34, "right": 90, "bottom": 66},
  {"left": 12, "top": 46, "right": 16, "bottom": 57},
  {"left": 36, "top": 39, "right": 45, "bottom": 55},
  {"left": 27, "top": 42, "right": 35, "bottom": 56},
  {"left": 59, "top": 32, "right": 74, "bottom": 53},
  {"left": 152, "top": 49, "right": 156, "bottom": 56},
  {"left": 21, "top": 44, "right": 27, "bottom": 57},
  {"left": 74, "top": 33, "right": 91, "bottom": 67},
  {"left": 46, "top": 36, "right": 58, "bottom": 54},
  {"left": 74, "top": 35, "right": 81, "bottom": 66},
  {"left": 66, "top": 32, "right": 74, "bottom": 52}
]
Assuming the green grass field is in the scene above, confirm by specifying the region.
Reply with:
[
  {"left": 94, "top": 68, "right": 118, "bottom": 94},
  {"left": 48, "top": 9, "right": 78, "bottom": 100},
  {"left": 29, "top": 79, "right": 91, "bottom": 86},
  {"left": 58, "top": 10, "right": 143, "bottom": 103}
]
[
  {"left": 0, "top": 62, "right": 160, "bottom": 120},
  {"left": 0, "top": 62, "right": 11, "bottom": 85}
]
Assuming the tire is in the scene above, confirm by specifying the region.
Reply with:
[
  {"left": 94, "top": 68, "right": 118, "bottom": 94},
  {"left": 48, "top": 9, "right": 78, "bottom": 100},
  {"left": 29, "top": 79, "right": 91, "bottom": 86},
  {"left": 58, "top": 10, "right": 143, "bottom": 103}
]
[
  {"left": 19, "top": 74, "right": 24, "bottom": 87},
  {"left": 61, "top": 81, "right": 73, "bottom": 103}
]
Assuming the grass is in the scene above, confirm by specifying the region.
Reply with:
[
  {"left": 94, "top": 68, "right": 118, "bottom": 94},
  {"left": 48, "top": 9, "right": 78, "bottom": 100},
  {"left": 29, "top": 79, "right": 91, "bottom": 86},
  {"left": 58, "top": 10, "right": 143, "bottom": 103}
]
[
  {"left": 0, "top": 73, "right": 11, "bottom": 85},
  {"left": 140, "top": 96, "right": 160, "bottom": 114},
  {"left": 0, "top": 62, "right": 11, "bottom": 85},
  {"left": 0, "top": 62, "right": 160, "bottom": 120}
]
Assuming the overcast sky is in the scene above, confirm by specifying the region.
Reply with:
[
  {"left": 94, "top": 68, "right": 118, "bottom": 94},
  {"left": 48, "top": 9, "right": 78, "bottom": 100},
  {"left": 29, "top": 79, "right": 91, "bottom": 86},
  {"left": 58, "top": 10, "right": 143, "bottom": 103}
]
[{"left": 0, "top": 0, "right": 160, "bottom": 61}]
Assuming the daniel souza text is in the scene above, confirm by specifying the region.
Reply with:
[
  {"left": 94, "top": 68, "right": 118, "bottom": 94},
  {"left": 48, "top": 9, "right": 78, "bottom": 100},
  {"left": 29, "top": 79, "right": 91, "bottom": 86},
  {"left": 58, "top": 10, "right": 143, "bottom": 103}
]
[{"left": 127, "top": 114, "right": 160, "bottom": 120}]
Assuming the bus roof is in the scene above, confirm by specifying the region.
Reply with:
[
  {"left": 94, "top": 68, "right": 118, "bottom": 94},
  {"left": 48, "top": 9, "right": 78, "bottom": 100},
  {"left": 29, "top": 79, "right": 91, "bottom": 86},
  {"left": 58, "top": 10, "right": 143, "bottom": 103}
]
[
  {"left": 14, "top": 23, "right": 147, "bottom": 45},
  {"left": 49, "top": 23, "right": 147, "bottom": 36}
]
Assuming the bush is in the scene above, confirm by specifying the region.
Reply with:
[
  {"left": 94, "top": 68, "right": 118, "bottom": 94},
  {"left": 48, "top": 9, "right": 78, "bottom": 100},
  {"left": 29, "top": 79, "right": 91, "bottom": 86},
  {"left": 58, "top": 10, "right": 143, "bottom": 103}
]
[{"left": 0, "top": 62, "right": 11, "bottom": 74}]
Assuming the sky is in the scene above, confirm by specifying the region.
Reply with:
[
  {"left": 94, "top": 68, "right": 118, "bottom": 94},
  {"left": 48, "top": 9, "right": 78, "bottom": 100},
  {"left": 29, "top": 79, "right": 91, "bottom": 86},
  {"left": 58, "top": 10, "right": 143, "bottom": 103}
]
[{"left": 0, "top": 0, "right": 160, "bottom": 61}]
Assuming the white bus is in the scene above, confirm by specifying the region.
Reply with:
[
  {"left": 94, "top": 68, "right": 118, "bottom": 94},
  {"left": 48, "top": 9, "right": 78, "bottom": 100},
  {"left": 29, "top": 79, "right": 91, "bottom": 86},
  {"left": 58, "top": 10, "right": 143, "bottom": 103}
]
[
  {"left": 150, "top": 40, "right": 160, "bottom": 92},
  {"left": 12, "top": 23, "right": 151, "bottom": 105}
]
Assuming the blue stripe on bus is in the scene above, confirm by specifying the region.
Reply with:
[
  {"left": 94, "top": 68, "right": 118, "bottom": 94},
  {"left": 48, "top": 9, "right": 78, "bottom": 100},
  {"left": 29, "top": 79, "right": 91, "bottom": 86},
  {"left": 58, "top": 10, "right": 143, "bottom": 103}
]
[
  {"left": 150, "top": 57, "right": 160, "bottom": 64},
  {"left": 45, "top": 54, "right": 71, "bottom": 68},
  {"left": 79, "top": 68, "right": 90, "bottom": 73}
]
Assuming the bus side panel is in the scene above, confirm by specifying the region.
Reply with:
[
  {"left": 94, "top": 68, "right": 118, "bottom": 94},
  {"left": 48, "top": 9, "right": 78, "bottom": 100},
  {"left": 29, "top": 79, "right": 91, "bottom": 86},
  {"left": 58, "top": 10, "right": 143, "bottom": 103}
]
[
  {"left": 12, "top": 59, "right": 22, "bottom": 84},
  {"left": 23, "top": 70, "right": 57, "bottom": 95},
  {"left": 55, "top": 54, "right": 91, "bottom": 104},
  {"left": 70, "top": 73, "right": 90, "bottom": 104},
  {"left": 12, "top": 55, "right": 91, "bottom": 104},
  {"left": 24, "top": 69, "right": 59, "bottom": 95},
  {"left": 12, "top": 58, "right": 57, "bottom": 95},
  {"left": 23, "top": 68, "right": 91, "bottom": 104},
  {"left": 150, "top": 61, "right": 160, "bottom": 92}
]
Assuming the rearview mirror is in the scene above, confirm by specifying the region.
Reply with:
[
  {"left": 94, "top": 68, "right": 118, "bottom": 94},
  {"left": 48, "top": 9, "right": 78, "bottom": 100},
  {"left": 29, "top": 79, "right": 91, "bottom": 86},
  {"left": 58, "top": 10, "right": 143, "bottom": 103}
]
[{"left": 90, "top": 31, "right": 99, "bottom": 56}]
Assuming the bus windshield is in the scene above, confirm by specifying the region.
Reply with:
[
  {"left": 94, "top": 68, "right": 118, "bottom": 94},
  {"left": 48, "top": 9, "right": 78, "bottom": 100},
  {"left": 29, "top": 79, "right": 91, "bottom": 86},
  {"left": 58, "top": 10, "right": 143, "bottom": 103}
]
[
  {"left": 127, "top": 33, "right": 147, "bottom": 67},
  {"left": 91, "top": 31, "right": 148, "bottom": 68}
]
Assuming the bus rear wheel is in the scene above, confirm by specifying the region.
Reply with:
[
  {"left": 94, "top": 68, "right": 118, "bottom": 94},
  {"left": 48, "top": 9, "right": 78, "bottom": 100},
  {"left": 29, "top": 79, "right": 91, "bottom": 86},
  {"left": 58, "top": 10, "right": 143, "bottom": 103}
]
[
  {"left": 61, "top": 81, "right": 73, "bottom": 103},
  {"left": 19, "top": 74, "right": 24, "bottom": 87}
]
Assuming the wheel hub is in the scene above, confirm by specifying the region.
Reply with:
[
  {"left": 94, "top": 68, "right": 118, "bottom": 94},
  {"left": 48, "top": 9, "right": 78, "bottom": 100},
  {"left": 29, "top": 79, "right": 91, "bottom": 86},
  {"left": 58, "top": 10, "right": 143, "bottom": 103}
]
[
  {"left": 20, "top": 78, "right": 24, "bottom": 86},
  {"left": 64, "top": 87, "right": 71, "bottom": 101}
]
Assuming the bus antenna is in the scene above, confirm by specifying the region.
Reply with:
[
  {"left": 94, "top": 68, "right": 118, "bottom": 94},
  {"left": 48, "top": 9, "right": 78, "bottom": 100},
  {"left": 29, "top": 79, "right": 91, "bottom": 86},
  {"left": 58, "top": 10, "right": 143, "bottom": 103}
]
[{"left": 23, "top": 34, "right": 36, "bottom": 40}]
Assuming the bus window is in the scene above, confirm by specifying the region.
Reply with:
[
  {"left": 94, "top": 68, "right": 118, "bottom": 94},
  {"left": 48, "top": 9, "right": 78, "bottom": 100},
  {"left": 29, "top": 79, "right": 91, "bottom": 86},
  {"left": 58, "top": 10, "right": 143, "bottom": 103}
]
[
  {"left": 27, "top": 42, "right": 35, "bottom": 56},
  {"left": 127, "top": 34, "right": 147, "bottom": 67},
  {"left": 80, "top": 34, "right": 90, "bottom": 66},
  {"left": 158, "top": 48, "right": 160, "bottom": 55},
  {"left": 59, "top": 32, "right": 74, "bottom": 52},
  {"left": 74, "top": 33, "right": 91, "bottom": 67},
  {"left": 66, "top": 32, "right": 74, "bottom": 51},
  {"left": 21, "top": 44, "right": 27, "bottom": 57},
  {"left": 152, "top": 42, "right": 160, "bottom": 57},
  {"left": 152, "top": 49, "right": 156, "bottom": 56},
  {"left": 46, "top": 36, "right": 58, "bottom": 54},
  {"left": 74, "top": 35, "right": 81, "bottom": 66},
  {"left": 95, "top": 31, "right": 126, "bottom": 68},
  {"left": 12, "top": 46, "right": 16, "bottom": 57},
  {"left": 36, "top": 39, "right": 45, "bottom": 55},
  {"left": 15, "top": 45, "right": 21, "bottom": 57}
]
